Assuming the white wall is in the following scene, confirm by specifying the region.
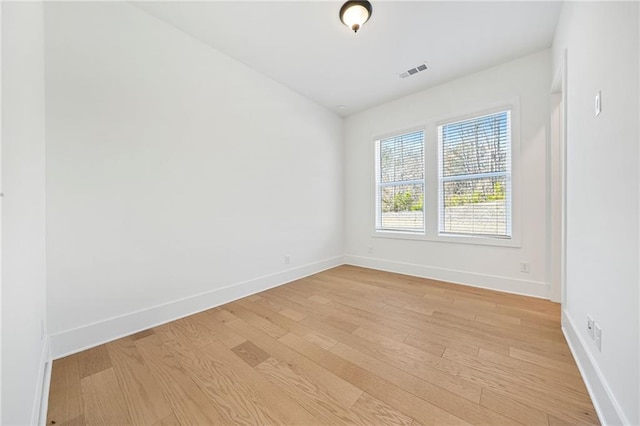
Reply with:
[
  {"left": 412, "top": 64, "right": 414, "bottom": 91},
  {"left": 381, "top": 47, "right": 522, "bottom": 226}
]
[
  {"left": 44, "top": 2, "right": 343, "bottom": 356},
  {"left": 344, "top": 51, "right": 550, "bottom": 297},
  {"left": 1, "top": 2, "right": 49, "bottom": 425},
  {"left": 552, "top": 3, "right": 639, "bottom": 425}
]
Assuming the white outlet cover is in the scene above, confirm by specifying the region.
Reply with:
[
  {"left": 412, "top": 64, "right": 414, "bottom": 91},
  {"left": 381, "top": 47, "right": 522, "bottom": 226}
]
[
  {"left": 595, "top": 91, "right": 601, "bottom": 116},
  {"left": 594, "top": 324, "right": 602, "bottom": 351}
]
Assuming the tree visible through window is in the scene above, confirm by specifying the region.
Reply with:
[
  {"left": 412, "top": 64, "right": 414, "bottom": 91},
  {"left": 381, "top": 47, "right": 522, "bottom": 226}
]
[
  {"left": 375, "top": 130, "right": 425, "bottom": 232},
  {"left": 438, "top": 111, "right": 511, "bottom": 237}
]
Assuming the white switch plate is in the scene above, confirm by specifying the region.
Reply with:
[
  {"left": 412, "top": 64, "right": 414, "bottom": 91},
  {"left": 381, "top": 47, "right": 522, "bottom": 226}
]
[
  {"left": 595, "top": 91, "right": 601, "bottom": 116},
  {"left": 587, "top": 315, "right": 594, "bottom": 339}
]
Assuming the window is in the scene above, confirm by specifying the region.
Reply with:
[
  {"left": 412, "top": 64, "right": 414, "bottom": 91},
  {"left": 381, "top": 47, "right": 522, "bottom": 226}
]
[
  {"left": 438, "top": 110, "right": 511, "bottom": 238},
  {"left": 375, "top": 130, "right": 425, "bottom": 233}
]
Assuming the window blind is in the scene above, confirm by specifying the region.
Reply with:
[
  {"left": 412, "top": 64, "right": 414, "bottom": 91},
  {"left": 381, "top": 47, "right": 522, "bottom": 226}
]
[
  {"left": 438, "top": 111, "right": 511, "bottom": 237},
  {"left": 375, "top": 130, "right": 425, "bottom": 232}
]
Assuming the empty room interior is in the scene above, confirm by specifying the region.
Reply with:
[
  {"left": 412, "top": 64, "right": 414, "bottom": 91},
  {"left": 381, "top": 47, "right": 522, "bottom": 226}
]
[{"left": 2, "top": 1, "right": 639, "bottom": 425}]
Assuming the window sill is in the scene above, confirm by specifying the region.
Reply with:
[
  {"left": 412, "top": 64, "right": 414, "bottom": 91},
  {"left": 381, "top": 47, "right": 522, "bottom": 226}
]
[{"left": 372, "top": 230, "right": 521, "bottom": 248}]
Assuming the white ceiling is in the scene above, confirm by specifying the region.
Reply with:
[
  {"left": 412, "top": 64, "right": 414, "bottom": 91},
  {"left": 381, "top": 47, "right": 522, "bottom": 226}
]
[{"left": 134, "top": 1, "right": 562, "bottom": 116}]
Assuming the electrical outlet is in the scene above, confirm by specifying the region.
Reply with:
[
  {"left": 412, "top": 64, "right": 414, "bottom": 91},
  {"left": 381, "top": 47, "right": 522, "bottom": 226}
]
[
  {"left": 594, "top": 323, "right": 602, "bottom": 351},
  {"left": 284, "top": 255, "right": 290, "bottom": 265},
  {"left": 587, "top": 315, "right": 594, "bottom": 339},
  {"left": 520, "top": 262, "right": 530, "bottom": 273}
]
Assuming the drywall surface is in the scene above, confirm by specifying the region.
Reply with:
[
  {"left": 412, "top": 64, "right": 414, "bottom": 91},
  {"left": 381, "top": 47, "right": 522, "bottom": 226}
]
[
  {"left": 1, "top": 2, "right": 48, "bottom": 424},
  {"left": 552, "top": 3, "right": 639, "bottom": 424},
  {"left": 44, "top": 3, "right": 343, "bottom": 346},
  {"left": 344, "top": 50, "right": 551, "bottom": 297}
]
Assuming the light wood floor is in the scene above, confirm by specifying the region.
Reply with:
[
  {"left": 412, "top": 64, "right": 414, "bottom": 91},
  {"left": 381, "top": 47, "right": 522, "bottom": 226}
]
[{"left": 47, "top": 265, "right": 598, "bottom": 425}]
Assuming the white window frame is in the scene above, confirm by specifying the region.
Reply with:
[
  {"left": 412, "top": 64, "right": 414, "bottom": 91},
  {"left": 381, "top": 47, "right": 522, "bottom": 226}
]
[
  {"left": 438, "top": 109, "right": 512, "bottom": 239},
  {"left": 374, "top": 127, "right": 426, "bottom": 235},
  {"left": 372, "top": 100, "right": 521, "bottom": 248}
]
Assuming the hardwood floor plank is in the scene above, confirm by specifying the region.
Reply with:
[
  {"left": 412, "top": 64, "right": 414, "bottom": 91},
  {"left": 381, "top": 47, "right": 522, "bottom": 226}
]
[
  {"left": 350, "top": 392, "right": 415, "bottom": 426},
  {"left": 254, "top": 356, "right": 352, "bottom": 425},
  {"left": 404, "top": 334, "right": 474, "bottom": 357},
  {"left": 80, "top": 368, "right": 132, "bottom": 425},
  {"left": 163, "top": 339, "right": 279, "bottom": 425},
  {"left": 330, "top": 342, "right": 519, "bottom": 426},
  {"left": 477, "top": 347, "right": 587, "bottom": 392},
  {"left": 479, "top": 388, "right": 549, "bottom": 425},
  {"left": 106, "top": 337, "right": 172, "bottom": 425},
  {"left": 190, "top": 310, "right": 247, "bottom": 349},
  {"left": 510, "top": 346, "right": 580, "bottom": 371},
  {"left": 170, "top": 315, "right": 218, "bottom": 347},
  {"left": 279, "top": 307, "right": 307, "bottom": 321},
  {"left": 408, "top": 319, "right": 511, "bottom": 356},
  {"left": 46, "top": 356, "right": 83, "bottom": 426},
  {"left": 246, "top": 294, "right": 264, "bottom": 302},
  {"left": 225, "top": 302, "right": 289, "bottom": 339},
  {"left": 304, "top": 331, "right": 338, "bottom": 350},
  {"left": 55, "top": 414, "right": 85, "bottom": 426},
  {"left": 323, "top": 315, "right": 360, "bottom": 333},
  {"left": 236, "top": 297, "right": 313, "bottom": 337},
  {"left": 279, "top": 332, "right": 472, "bottom": 426},
  {"left": 154, "top": 413, "right": 179, "bottom": 426},
  {"left": 231, "top": 340, "right": 271, "bottom": 367},
  {"left": 271, "top": 287, "right": 409, "bottom": 343},
  {"left": 402, "top": 303, "right": 436, "bottom": 317},
  {"left": 440, "top": 348, "right": 594, "bottom": 410},
  {"left": 309, "top": 286, "right": 515, "bottom": 357},
  {"left": 301, "top": 316, "right": 482, "bottom": 403},
  {"left": 548, "top": 413, "right": 578, "bottom": 426},
  {"left": 195, "top": 340, "right": 322, "bottom": 425},
  {"left": 130, "top": 329, "right": 156, "bottom": 341},
  {"left": 134, "top": 334, "right": 229, "bottom": 425},
  {"left": 308, "top": 294, "right": 331, "bottom": 304},
  {"left": 440, "top": 347, "right": 598, "bottom": 424},
  {"left": 76, "top": 345, "right": 112, "bottom": 379},
  {"left": 222, "top": 315, "right": 364, "bottom": 407},
  {"left": 262, "top": 291, "right": 481, "bottom": 402}
]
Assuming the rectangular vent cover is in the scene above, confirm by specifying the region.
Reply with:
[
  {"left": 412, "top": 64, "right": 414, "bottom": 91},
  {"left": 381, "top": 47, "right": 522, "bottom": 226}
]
[{"left": 399, "top": 63, "right": 428, "bottom": 79}]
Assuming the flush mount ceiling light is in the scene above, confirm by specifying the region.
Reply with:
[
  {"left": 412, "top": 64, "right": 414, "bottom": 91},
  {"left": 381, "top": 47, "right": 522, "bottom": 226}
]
[{"left": 340, "top": 1, "right": 372, "bottom": 33}]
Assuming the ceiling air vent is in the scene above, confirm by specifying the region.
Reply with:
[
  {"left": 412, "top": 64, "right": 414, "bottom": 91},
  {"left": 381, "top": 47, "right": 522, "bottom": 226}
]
[{"left": 399, "top": 63, "right": 428, "bottom": 79}]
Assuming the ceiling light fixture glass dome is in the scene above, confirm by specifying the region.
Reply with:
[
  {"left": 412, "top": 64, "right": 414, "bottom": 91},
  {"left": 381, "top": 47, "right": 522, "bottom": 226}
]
[{"left": 340, "top": 1, "right": 372, "bottom": 33}]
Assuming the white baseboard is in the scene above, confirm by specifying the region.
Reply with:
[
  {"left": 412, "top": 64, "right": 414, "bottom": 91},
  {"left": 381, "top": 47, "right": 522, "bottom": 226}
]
[
  {"left": 31, "top": 337, "right": 51, "bottom": 426},
  {"left": 50, "top": 256, "right": 343, "bottom": 359},
  {"left": 561, "top": 310, "right": 628, "bottom": 425},
  {"left": 344, "top": 255, "right": 549, "bottom": 298}
]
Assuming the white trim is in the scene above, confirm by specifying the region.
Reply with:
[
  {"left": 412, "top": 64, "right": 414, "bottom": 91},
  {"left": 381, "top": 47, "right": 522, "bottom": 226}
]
[
  {"left": 561, "top": 310, "right": 628, "bottom": 426},
  {"left": 372, "top": 230, "right": 520, "bottom": 248},
  {"left": 50, "top": 256, "right": 343, "bottom": 359},
  {"left": 549, "top": 49, "right": 567, "bottom": 304},
  {"left": 437, "top": 110, "right": 512, "bottom": 239},
  {"left": 374, "top": 128, "right": 426, "bottom": 234},
  {"left": 344, "top": 254, "right": 548, "bottom": 298},
  {"left": 31, "top": 337, "right": 51, "bottom": 426}
]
